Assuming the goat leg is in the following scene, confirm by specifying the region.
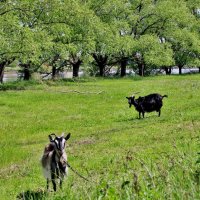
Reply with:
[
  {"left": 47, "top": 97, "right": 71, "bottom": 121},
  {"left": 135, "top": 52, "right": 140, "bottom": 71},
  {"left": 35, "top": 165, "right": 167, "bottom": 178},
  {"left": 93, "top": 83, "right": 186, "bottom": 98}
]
[
  {"left": 51, "top": 172, "right": 57, "bottom": 191},
  {"left": 47, "top": 179, "right": 49, "bottom": 190},
  {"left": 60, "top": 179, "right": 63, "bottom": 190},
  {"left": 142, "top": 112, "right": 144, "bottom": 118}
]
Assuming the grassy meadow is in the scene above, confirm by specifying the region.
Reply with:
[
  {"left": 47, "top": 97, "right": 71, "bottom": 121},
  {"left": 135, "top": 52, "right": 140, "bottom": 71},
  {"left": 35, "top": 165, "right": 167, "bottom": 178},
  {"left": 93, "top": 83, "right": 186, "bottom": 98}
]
[{"left": 0, "top": 75, "right": 200, "bottom": 200}]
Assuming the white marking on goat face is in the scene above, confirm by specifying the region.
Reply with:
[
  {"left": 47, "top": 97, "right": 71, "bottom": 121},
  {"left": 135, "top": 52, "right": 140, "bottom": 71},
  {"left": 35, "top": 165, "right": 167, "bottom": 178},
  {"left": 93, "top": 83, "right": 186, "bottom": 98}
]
[
  {"left": 54, "top": 137, "right": 66, "bottom": 152},
  {"left": 61, "top": 138, "right": 66, "bottom": 150}
]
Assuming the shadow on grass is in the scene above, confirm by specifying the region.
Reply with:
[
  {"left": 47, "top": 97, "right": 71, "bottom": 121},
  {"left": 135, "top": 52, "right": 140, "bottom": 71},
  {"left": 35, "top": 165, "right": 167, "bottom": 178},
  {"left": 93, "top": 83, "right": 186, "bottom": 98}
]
[
  {"left": 115, "top": 114, "right": 165, "bottom": 124},
  {"left": 16, "top": 189, "right": 48, "bottom": 200}
]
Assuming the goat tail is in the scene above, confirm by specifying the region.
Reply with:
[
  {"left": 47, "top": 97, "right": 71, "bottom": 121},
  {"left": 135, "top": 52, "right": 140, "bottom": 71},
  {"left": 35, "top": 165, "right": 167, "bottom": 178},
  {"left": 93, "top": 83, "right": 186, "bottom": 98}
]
[{"left": 162, "top": 95, "right": 168, "bottom": 98}]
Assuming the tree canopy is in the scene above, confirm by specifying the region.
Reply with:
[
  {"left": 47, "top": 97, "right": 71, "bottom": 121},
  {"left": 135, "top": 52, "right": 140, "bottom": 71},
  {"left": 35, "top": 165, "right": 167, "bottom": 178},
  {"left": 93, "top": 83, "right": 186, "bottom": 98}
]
[{"left": 0, "top": 0, "right": 199, "bottom": 80}]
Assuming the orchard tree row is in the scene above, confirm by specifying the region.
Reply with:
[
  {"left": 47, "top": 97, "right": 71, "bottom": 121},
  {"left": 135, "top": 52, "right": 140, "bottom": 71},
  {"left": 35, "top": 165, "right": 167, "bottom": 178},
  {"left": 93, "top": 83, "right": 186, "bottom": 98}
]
[{"left": 0, "top": 0, "right": 200, "bottom": 82}]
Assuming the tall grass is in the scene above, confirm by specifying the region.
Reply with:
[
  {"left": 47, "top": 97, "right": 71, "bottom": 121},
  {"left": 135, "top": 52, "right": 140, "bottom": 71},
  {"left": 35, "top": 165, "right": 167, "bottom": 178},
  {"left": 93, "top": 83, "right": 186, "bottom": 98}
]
[{"left": 0, "top": 75, "right": 199, "bottom": 199}]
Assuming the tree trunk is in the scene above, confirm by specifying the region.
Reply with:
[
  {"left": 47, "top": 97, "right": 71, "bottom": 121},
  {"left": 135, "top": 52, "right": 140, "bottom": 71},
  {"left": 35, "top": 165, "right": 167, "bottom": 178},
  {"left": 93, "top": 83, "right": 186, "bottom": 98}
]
[
  {"left": 164, "top": 67, "right": 171, "bottom": 75},
  {"left": 169, "top": 67, "right": 172, "bottom": 75},
  {"left": 120, "top": 58, "right": 127, "bottom": 77},
  {"left": 72, "top": 60, "right": 82, "bottom": 78},
  {"left": 92, "top": 54, "right": 108, "bottom": 77},
  {"left": 52, "top": 66, "right": 57, "bottom": 79},
  {"left": 0, "top": 59, "right": 15, "bottom": 83},
  {"left": 24, "top": 64, "right": 31, "bottom": 81},
  {"left": 51, "top": 54, "right": 60, "bottom": 79},
  {"left": 138, "top": 63, "right": 145, "bottom": 76},
  {"left": 0, "top": 62, "right": 6, "bottom": 83},
  {"left": 164, "top": 67, "right": 168, "bottom": 75},
  {"left": 21, "top": 63, "right": 31, "bottom": 80},
  {"left": 99, "top": 64, "right": 105, "bottom": 77},
  {"left": 178, "top": 65, "right": 183, "bottom": 75}
]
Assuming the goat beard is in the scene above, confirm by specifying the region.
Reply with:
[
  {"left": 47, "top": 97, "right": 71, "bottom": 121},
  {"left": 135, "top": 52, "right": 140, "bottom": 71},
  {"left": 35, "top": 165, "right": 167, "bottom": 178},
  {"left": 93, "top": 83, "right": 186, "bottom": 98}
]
[{"left": 129, "top": 104, "right": 132, "bottom": 108}]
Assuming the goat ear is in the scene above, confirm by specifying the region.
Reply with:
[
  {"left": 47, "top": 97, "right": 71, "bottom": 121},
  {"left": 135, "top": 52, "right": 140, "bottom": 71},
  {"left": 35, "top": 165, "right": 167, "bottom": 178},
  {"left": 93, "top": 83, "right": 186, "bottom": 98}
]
[
  {"left": 126, "top": 97, "right": 129, "bottom": 99},
  {"left": 65, "top": 133, "right": 71, "bottom": 141},
  {"left": 48, "top": 135, "right": 54, "bottom": 142},
  {"left": 48, "top": 133, "right": 56, "bottom": 142}
]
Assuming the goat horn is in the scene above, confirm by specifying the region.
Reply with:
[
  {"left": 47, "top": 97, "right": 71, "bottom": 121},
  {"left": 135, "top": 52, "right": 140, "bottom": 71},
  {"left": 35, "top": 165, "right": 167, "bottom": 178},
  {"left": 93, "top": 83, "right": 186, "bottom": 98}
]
[
  {"left": 133, "top": 92, "right": 140, "bottom": 94},
  {"left": 132, "top": 92, "right": 140, "bottom": 96}
]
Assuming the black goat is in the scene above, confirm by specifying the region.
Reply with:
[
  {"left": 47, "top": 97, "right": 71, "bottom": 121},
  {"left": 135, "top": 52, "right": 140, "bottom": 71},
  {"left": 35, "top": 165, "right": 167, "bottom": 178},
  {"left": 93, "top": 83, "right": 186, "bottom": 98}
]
[{"left": 126, "top": 93, "right": 168, "bottom": 118}]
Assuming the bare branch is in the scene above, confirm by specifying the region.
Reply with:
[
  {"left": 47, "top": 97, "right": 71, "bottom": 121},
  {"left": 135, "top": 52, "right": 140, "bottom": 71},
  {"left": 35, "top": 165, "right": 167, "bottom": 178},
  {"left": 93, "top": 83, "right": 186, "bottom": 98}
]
[{"left": 139, "top": 18, "right": 163, "bottom": 35}]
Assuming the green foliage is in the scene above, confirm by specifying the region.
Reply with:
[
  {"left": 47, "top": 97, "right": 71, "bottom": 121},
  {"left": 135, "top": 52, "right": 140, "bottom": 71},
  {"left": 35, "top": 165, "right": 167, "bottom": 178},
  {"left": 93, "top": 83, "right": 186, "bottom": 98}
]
[
  {"left": 0, "top": 3, "right": 21, "bottom": 61},
  {"left": 0, "top": 0, "right": 200, "bottom": 76},
  {"left": 136, "top": 35, "right": 174, "bottom": 67},
  {"left": 167, "top": 28, "right": 200, "bottom": 67}
]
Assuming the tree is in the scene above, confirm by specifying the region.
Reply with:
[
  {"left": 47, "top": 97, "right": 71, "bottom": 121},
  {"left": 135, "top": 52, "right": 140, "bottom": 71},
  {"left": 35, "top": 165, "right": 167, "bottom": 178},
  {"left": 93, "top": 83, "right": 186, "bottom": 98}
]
[
  {"left": 158, "top": 1, "right": 200, "bottom": 74},
  {"left": 41, "top": 0, "right": 97, "bottom": 78},
  {"left": 1, "top": 0, "right": 199, "bottom": 81},
  {"left": 120, "top": 0, "right": 199, "bottom": 76},
  {"left": 16, "top": 1, "right": 52, "bottom": 80},
  {"left": 0, "top": 1, "right": 21, "bottom": 82},
  {"left": 0, "top": 0, "right": 52, "bottom": 81},
  {"left": 87, "top": 0, "right": 131, "bottom": 76},
  {"left": 91, "top": 22, "right": 119, "bottom": 76},
  {"left": 167, "top": 30, "right": 200, "bottom": 74}
]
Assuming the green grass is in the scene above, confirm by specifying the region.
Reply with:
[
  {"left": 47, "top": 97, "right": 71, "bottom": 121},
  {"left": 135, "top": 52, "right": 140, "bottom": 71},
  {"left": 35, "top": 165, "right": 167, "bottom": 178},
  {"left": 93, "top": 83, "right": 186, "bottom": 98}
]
[{"left": 0, "top": 75, "right": 200, "bottom": 200}]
